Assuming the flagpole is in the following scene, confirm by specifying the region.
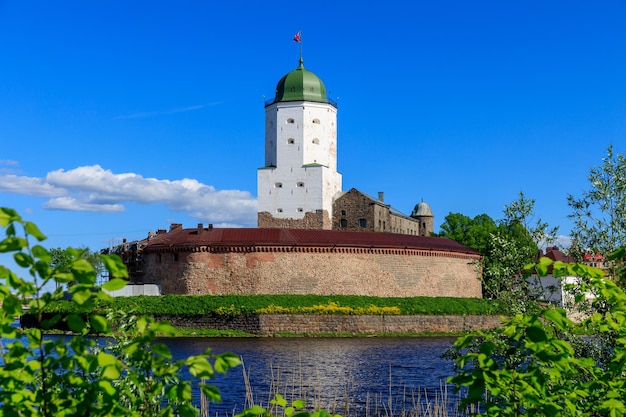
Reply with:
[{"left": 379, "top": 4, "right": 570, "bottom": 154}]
[{"left": 299, "top": 29, "right": 303, "bottom": 63}]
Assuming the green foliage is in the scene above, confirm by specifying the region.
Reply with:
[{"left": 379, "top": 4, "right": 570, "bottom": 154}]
[
  {"left": 448, "top": 250, "right": 626, "bottom": 416},
  {"left": 440, "top": 193, "right": 559, "bottom": 314},
  {"left": 39, "top": 293, "right": 506, "bottom": 318},
  {"left": 236, "top": 394, "right": 341, "bottom": 417},
  {"left": 439, "top": 212, "right": 498, "bottom": 255},
  {"left": 568, "top": 145, "right": 626, "bottom": 286},
  {"left": 0, "top": 207, "right": 240, "bottom": 416}
]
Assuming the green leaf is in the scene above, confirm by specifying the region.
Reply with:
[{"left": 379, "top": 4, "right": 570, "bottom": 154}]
[
  {"left": 97, "top": 352, "right": 118, "bottom": 366},
  {"left": 0, "top": 207, "right": 20, "bottom": 226},
  {"left": 526, "top": 326, "right": 548, "bottom": 343},
  {"left": 102, "top": 278, "right": 127, "bottom": 292},
  {"left": 24, "top": 221, "right": 46, "bottom": 241},
  {"left": 201, "top": 385, "right": 222, "bottom": 403},
  {"left": 13, "top": 252, "right": 33, "bottom": 267},
  {"left": 542, "top": 308, "right": 571, "bottom": 331},
  {"left": 101, "top": 254, "right": 129, "bottom": 279},
  {"left": 67, "top": 313, "right": 86, "bottom": 333},
  {"left": 98, "top": 380, "right": 117, "bottom": 396},
  {"left": 89, "top": 314, "right": 109, "bottom": 333},
  {"left": 271, "top": 394, "right": 287, "bottom": 407},
  {"left": 152, "top": 343, "right": 172, "bottom": 359},
  {"left": 101, "top": 364, "right": 121, "bottom": 380},
  {"left": 292, "top": 399, "right": 306, "bottom": 409},
  {"left": 71, "top": 286, "right": 93, "bottom": 305},
  {"left": 214, "top": 352, "right": 241, "bottom": 373},
  {"left": 187, "top": 356, "right": 215, "bottom": 378}
]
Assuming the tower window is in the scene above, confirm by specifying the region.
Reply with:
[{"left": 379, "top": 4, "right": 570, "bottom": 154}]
[
  {"left": 312, "top": 138, "right": 319, "bottom": 144},
  {"left": 341, "top": 210, "right": 346, "bottom": 216},
  {"left": 297, "top": 207, "right": 304, "bottom": 213},
  {"left": 274, "top": 182, "right": 283, "bottom": 188},
  {"left": 340, "top": 219, "right": 348, "bottom": 228},
  {"left": 297, "top": 182, "right": 304, "bottom": 187},
  {"left": 287, "top": 118, "right": 295, "bottom": 124},
  {"left": 277, "top": 208, "right": 283, "bottom": 213},
  {"left": 312, "top": 118, "right": 320, "bottom": 124},
  {"left": 287, "top": 138, "right": 295, "bottom": 144}
]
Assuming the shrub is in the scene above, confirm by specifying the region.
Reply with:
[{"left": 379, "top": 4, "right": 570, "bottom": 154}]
[{"left": 0, "top": 207, "right": 240, "bottom": 416}]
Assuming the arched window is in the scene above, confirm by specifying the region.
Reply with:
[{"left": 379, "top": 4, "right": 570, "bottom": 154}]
[
  {"left": 312, "top": 138, "right": 319, "bottom": 144},
  {"left": 274, "top": 182, "right": 283, "bottom": 188},
  {"left": 297, "top": 207, "right": 304, "bottom": 213},
  {"left": 287, "top": 138, "right": 295, "bottom": 144},
  {"left": 312, "top": 118, "right": 320, "bottom": 124},
  {"left": 287, "top": 118, "right": 295, "bottom": 124},
  {"left": 277, "top": 208, "right": 283, "bottom": 213},
  {"left": 296, "top": 182, "right": 304, "bottom": 187}
]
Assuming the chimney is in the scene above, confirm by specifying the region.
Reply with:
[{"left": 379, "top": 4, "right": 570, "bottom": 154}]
[
  {"left": 197, "top": 223, "right": 204, "bottom": 235},
  {"left": 208, "top": 224, "right": 213, "bottom": 231},
  {"left": 170, "top": 223, "right": 183, "bottom": 232},
  {"left": 157, "top": 229, "right": 167, "bottom": 235},
  {"left": 378, "top": 192, "right": 384, "bottom": 203}
]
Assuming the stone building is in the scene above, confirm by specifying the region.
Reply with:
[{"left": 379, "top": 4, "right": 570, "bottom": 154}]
[
  {"left": 135, "top": 226, "right": 481, "bottom": 298},
  {"left": 333, "top": 188, "right": 434, "bottom": 235},
  {"left": 106, "top": 55, "right": 480, "bottom": 298}
]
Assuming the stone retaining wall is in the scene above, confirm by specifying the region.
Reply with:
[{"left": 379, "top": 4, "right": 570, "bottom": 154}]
[{"left": 158, "top": 313, "right": 504, "bottom": 335}]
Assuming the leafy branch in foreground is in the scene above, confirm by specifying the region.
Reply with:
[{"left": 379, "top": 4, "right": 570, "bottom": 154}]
[
  {"left": 0, "top": 207, "right": 240, "bottom": 416},
  {"left": 448, "top": 250, "right": 626, "bottom": 416}
]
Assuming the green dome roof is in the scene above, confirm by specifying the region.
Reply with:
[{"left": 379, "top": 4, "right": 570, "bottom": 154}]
[{"left": 274, "top": 59, "right": 329, "bottom": 104}]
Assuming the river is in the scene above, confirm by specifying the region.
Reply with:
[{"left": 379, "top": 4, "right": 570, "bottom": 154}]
[{"left": 164, "top": 336, "right": 463, "bottom": 416}]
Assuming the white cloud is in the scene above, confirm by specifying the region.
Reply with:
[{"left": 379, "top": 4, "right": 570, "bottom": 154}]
[{"left": 1, "top": 164, "right": 257, "bottom": 226}]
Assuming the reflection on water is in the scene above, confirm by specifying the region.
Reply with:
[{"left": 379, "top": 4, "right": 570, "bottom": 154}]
[{"left": 164, "top": 337, "right": 459, "bottom": 416}]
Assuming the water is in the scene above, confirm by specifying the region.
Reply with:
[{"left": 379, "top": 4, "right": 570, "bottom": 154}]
[{"left": 163, "top": 336, "right": 460, "bottom": 416}]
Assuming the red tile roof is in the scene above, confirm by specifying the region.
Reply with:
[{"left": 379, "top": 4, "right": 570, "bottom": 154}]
[{"left": 143, "top": 227, "right": 480, "bottom": 255}]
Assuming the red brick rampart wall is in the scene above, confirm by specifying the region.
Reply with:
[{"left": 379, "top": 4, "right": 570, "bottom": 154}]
[{"left": 143, "top": 246, "right": 482, "bottom": 298}]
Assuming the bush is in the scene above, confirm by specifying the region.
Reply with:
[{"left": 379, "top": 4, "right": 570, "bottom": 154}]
[
  {"left": 0, "top": 207, "right": 240, "bottom": 416},
  {"left": 448, "top": 252, "right": 626, "bottom": 416}
]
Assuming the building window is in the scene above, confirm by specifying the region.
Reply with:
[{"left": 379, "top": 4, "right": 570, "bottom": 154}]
[
  {"left": 275, "top": 182, "right": 283, "bottom": 188},
  {"left": 340, "top": 219, "right": 348, "bottom": 228},
  {"left": 341, "top": 210, "right": 346, "bottom": 216},
  {"left": 277, "top": 208, "right": 283, "bottom": 213},
  {"left": 156, "top": 254, "right": 161, "bottom": 263},
  {"left": 296, "top": 182, "right": 304, "bottom": 187},
  {"left": 287, "top": 138, "right": 295, "bottom": 144},
  {"left": 359, "top": 219, "right": 367, "bottom": 228},
  {"left": 312, "top": 118, "right": 320, "bottom": 124},
  {"left": 312, "top": 138, "right": 319, "bottom": 144},
  {"left": 287, "top": 118, "right": 294, "bottom": 124},
  {"left": 297, "top": 207, "right": 303, "bottom": 213},
  {"left": 173, "top": 253, "right": 178, "bottom": 262}
]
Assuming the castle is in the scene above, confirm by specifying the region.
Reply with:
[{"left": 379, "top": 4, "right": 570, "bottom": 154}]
[{"left": 108, "top": 57, "right": 482, "bottom": 298}]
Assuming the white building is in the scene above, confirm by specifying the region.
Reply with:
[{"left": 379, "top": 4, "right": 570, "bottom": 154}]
[{"left": 257, "top": 58, "right": 342, "bottom": 229}]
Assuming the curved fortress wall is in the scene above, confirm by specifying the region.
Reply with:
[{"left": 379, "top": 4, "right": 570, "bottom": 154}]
[{"left": 141, "top": 228, "right": 482, "bottom": 298}]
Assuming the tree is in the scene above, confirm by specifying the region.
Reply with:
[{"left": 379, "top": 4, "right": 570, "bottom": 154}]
[
  {"left": 438, "top": 212, "right": 498, "bottom": 255},
  {"left": 50, "top": 247, "right": 104, "bottom": 288},
  {"left": 440, "top": 193, "right": 558, "bottom": 313},
  {"left": 568, "top": 145, "right": 626, "bottom": 283}
]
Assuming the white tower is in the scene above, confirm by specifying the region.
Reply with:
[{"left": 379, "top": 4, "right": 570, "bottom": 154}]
[{"left": 257, "top": 58, "right": 342, "bottom": 229}]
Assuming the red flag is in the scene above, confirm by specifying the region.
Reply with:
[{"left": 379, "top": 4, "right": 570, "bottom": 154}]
[{"left": 293, "top": 31, "right": 301, "bottom": 42}]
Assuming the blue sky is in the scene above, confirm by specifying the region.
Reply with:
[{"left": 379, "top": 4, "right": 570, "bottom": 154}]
[{"left": 1, "top": 1, "right": 625, "bottom": 256}]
